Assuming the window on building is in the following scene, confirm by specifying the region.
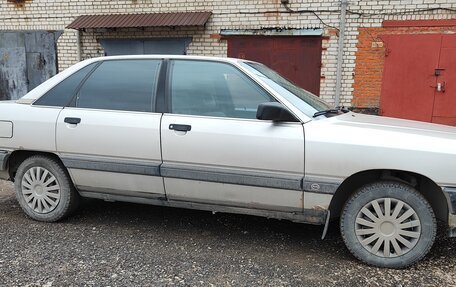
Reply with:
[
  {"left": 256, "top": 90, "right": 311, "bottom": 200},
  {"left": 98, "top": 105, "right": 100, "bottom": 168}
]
[{"left": 76, "top": 60, "right": 161, "bottom": 112}]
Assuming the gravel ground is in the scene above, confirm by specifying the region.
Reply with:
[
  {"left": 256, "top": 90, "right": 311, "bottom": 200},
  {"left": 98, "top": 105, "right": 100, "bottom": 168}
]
[{"left": 1, "top": 180, "right": 455, "bottom": 287}]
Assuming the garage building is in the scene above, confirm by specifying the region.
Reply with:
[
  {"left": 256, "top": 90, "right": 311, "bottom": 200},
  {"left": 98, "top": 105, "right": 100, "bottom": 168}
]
[{"left": 0, "top": 0, "right": 455, "bottom": 123}]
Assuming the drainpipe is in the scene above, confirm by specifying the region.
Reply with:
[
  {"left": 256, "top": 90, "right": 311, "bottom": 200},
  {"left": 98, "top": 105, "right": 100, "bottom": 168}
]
[
  {"left": 76, "top": 29, "right": 82, "bottom": 62},
  {"left": 334, "top": 0, "right": 348, "bottom": 107}
]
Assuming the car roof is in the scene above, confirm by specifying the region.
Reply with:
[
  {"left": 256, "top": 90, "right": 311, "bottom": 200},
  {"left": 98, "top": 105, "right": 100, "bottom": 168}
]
[{"left": 18, "top": 55, "right": 252, "bottom": 103}]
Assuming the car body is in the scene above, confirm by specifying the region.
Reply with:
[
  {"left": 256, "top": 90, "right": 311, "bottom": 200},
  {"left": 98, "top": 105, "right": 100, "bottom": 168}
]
[{"left": 0, "top": 55, "right": 455, "bottom": 268}]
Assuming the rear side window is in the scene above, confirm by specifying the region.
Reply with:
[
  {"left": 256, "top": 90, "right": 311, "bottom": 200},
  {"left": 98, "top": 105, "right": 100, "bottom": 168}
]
[
  {"left": 33, "top": 63, "right": 97, "bottom": 107},
  {"left": 76, "top": 60, "right": 161, "bottom": 112}
]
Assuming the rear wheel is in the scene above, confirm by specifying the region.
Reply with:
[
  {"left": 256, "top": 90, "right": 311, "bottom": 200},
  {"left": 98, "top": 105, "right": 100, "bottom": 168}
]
[
  {"left": 340, "top": 181, "right": 436, "bottom": 268},
  {"left": 14, "top": 155, "right": 79, "bottom": 222}
]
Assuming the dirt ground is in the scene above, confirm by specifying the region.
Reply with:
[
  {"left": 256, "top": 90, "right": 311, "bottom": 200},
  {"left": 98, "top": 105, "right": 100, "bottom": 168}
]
[{"left": 1, "top": 180, "right": 455, "bottom": 287}]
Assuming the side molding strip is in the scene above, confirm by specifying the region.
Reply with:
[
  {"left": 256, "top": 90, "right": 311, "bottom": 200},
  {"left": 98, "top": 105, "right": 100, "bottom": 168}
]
[
  {"left": 62, "top": 157, "right": 160, "bottom": 176},
  {"left": 161, "top": 164, "right": 303, "bottom": 191},
  {"left": 61, "top": 156, "right": 342, "bottom": 194}
]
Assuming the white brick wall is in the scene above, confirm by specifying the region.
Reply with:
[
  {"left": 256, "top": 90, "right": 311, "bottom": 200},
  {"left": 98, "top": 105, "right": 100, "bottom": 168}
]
[{"left": 0, "top": 0, "right": 455, "bottom": 105}]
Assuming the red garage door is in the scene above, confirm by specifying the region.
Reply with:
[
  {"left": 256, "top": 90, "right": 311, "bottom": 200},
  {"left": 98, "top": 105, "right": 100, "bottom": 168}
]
[
  {"left": 380, "top": 34, "right": 456, "bottom": 125},
  {"left": 227, "top": 36, "right": 322, "bottom": 96}
]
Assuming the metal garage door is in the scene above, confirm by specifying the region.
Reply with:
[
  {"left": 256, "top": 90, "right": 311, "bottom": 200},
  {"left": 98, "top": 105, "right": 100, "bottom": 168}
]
[
  {"left": 227, "top": 36, "right": 322, "bottom": 96},
  {"left": 100, "top": 38, "right": 192, "bottom": 56},
  {"left": 380, "top": 34, "right": 456, "bottom": 125},
  {"left": 0, "top": 31, "right": 61, "bottom": 100}
]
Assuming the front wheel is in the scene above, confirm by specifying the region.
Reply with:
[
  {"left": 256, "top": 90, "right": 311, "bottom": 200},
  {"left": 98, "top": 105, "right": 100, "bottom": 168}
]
[
  {"left": 340, "top": 181, "right": 436, "bottom": 268},
  {"left": 14, "top": 155, "right": 79, "bottom": 222}
]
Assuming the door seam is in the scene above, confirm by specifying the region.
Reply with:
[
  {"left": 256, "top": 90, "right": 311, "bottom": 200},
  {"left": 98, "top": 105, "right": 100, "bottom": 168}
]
[{"left": 430, "top": 35, "right": 444, "bottom": 121}]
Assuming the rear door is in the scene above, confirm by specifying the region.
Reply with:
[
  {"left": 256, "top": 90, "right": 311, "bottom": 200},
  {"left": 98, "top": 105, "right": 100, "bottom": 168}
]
[
  {"left": 160, "top": 60, "right": 305, "bottom": 211},
  {"left": 56, "top": 59, "right": 165, "bottom": 199}
]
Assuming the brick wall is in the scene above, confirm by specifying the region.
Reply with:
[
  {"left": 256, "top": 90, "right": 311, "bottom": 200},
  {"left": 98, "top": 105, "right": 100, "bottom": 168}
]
[
  {"left": 352, "top": 23, "right": 456, "bottom": 113},
  {"left": 352, "top": 27, "right": 388, "bottom": 110},
  {"left": 0, "top": 0, "right": 455, "bottom": 107}
]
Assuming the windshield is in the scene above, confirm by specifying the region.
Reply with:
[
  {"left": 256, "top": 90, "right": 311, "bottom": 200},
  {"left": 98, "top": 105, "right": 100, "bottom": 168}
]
[{"left": 240, "top": 62, "right": 332, "bottom": 117}]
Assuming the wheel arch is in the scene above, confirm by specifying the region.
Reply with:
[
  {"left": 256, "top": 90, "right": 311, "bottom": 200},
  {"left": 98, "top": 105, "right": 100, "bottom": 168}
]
[
  {"left": 329, "top": 169, "right": 449, "bottom": 223},
  {"left": 6, "top": 150, "right": 65, "bottom": 181}
]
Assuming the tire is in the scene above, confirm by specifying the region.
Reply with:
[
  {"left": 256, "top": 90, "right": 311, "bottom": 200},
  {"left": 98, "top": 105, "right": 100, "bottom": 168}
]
[
  {"left": 14, "top": 155, "right": 79, "bottom": 222},
  {"left": 340, "top": 181, "right": 436, "bottom": 268}
]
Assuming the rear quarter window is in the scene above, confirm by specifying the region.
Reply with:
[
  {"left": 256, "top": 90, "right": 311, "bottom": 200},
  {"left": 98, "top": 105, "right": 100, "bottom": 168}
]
[{"left": 33, "top": 63, "right": 97, "bottom": 107}]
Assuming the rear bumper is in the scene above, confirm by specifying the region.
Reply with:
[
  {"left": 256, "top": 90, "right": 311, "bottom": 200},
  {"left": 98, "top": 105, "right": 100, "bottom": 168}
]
[
  {"left": 0, "top": 150, "right": 10, "bottom": 180},
  {"left": 442, "top": 187, "right": 456, "bottom": 237}
]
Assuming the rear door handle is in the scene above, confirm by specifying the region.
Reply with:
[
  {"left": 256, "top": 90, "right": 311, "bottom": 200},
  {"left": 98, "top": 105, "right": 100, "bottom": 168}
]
[
  {"left": 169, "top": 124, "right": 191, "bottom": 132},
  {"left": 64, "top": 117, "right": 81, "bottom": 125}
]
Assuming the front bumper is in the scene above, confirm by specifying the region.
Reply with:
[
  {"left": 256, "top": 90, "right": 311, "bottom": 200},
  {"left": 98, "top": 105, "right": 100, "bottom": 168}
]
[
  {"left": 442, "top": 187, "right": 456, "bottom": 237},
  {"left": 0, "top": 150, "right": 10, "bottom": 180}
]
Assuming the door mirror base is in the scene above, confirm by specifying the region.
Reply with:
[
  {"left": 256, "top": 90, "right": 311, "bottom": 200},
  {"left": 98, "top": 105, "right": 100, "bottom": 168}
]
[{"left": 256, "top": 102, "right": 298, "bottom": 122}]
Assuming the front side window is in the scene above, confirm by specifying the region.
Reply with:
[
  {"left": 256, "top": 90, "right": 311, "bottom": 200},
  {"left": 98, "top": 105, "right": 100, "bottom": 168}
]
[
  {"left": 33, "top": 63, "right": 97, "bottom": 107},
  {"left": 240, "top": 62, "right": 331, "bottom": 117},
  {"left": 170, "top": 60, "right": 275, "bottom": 119},
  {"left": 76, "top": 60, "right": 161, "bottom": 112}
]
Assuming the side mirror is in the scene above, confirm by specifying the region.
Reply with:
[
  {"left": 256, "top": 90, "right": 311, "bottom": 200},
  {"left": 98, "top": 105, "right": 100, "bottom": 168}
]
[{"left": 256, "top": 102, "right": 298, "bottom": 122}]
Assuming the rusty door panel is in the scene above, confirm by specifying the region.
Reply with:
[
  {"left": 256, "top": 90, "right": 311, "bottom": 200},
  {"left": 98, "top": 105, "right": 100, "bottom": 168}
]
[
  {"left": 0, "top": 47, "right": 28, "bottom": 101},
  {"left": 227, "top": 36, "right": 322, "bottom": 95},
  {"left": 0, "top": 31, "right": 60, "bottom": 100},
  {"left": 431, "top": 34, "right": 456, "bottom": 125},
  {"left": 24, "top": 32, "right": 58, "bottom": 90},
  {"left": 380, "top": 34, "right": 442, "bottom": 122}
]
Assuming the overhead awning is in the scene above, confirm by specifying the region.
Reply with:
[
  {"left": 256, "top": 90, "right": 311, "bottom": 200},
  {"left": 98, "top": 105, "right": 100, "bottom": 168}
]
[{"left": 66, "top": 11, "right": 212, "bottom": 29}]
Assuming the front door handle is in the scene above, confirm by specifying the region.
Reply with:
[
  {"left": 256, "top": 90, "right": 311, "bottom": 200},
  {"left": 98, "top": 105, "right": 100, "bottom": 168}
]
[
  {"left": 64, "top": 117, "right": 81, "bottom": 125},
  {"left": 169, "top": 124, "right": 191, "bottom": 132}
]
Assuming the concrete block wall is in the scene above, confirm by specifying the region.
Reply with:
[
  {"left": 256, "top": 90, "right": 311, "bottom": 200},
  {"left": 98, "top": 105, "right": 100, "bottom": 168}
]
[{"left": 0, "top": 0, "right": 455, "bottom": 107}]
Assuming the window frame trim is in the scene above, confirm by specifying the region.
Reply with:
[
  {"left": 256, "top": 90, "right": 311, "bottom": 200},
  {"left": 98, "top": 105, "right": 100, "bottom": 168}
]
[{"left": 155, "top": 59, "right": 168, "bottom": 113}]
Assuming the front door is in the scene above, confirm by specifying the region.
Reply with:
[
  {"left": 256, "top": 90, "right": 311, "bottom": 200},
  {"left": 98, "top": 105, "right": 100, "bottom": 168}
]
[
  {"left": 160, "top": 60, "right": 305, "bottom": 211},
  {"left": 56, "top": 59, "right": 165, "bottom": 199},
  {"left": 380, "top": 34, "right": 456, "bottom": 125}
]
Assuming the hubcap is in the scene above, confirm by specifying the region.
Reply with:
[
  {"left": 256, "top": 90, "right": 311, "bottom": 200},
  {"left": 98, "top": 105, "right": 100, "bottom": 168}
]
[
  {"left": 21, "top": 167, "right": 61, "bottom": 214},
  {"left": 355, "top": 198, "right": 421, "bottom": 258}
]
